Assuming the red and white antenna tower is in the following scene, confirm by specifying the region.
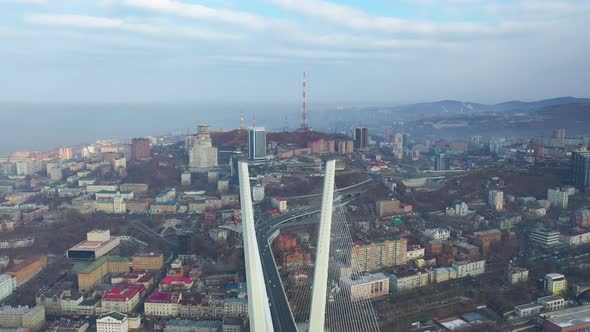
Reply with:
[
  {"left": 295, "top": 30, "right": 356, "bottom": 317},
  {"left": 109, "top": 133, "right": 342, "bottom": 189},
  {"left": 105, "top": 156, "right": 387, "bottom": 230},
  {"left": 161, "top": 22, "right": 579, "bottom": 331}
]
[
  {"left": 252, "top": 113, "right": 256, "bottom": 127},
  {"left": 240, "top": 112, "right": 244, "bottom": 129},
  {"left": 301, "top": 72, "right": 309, "bottom": 131}
]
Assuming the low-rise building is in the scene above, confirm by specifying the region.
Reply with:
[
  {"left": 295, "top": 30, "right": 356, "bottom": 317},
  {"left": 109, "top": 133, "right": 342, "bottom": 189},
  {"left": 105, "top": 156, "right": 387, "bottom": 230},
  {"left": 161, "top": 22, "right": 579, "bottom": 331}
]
[
  {"left": 423, "top": 228, "right": 450, "bottom": 241},
  {"left": 530, "top": 228, "right": 560, "bottom": 247},
  {"left": 540, "top": 305, "right": 590, "bottom": 332},
  {"left": 545, "top": 273, "right": 567, "bottom": 295},
  {"left": 340, "top": 273, "right": 389, "bottom": 302},
  {"left": 446, "top": 201, "right": 469, "bottom": 217},
  {"left": 452, "top": 260, "right": 486, "bottom": 278},
  {"left": 389, "top": 270, "right": 429, "bottom": 294},
  {"left": 159, "top": 277, "right": 194, "bottom": 291},
  {"left": 67, "top": 230, "right": 121, "bottom": 260},
  {"left": 0, "top": 274, "right": 16, "bottom": 301},
  {"left": 406, "top": 245, "right": 425, "bottom": 261},
  {"left": 164, "top": 319, "right": 222, "bottom": 332},
  {"left": 271, "top": 196, "right": 288, "bottom": 213},
  {"left": 6, "top": 255, "right": 47, "bottom": 286},
  {"left": 507, "top": 266, "right": 529, "bottom": 285},
  {"left": 78, "top": 256, "right": 129, "bottom": 291},
  {"left": 46, "top": 318, "right": 89, "bottom": 332},
  {"left": 560, "top": 229, "right": 590, "bottom": 246},
  {"left": 0, "top": 305, "right": 45, "bottom": 331},
  {"left": 132, "top": 252, "right": 164, "bottom": 271},
  {"left": 514, "top": 302, "right": 543, "bottom": 318},
  {"left": 144, "top": 291, "right": 181, "bottom": 317},
  {"left": 537, "top": 295, "right": 566, "bottom": 312},
  {"left": 101, "top": 284, "right": 144, "bottom": 313},
  {"left": 97, "top": 312, "right": 128, "bottom": 332},
  {"left": 376, "top": 199, "right": 401, "bottom": 217},
  {"left": 429, "top": 267, "right": 458, "bottom": 283}
]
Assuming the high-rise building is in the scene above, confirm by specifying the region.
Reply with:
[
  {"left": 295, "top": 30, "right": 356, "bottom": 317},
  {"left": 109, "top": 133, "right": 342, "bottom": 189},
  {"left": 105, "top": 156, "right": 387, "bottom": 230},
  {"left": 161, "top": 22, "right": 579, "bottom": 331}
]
[
  {"left": 488, "top": 190, "right": 504, "bottom": 211},
  {"left": 189, "top": 126, "right": 218, "bottom": 173},
  {"left": 393, "top": 133, "right": 404, "bottom": 160},
  {"left": 553, "top": 128, "right": 566, "bottom": 140},
  {"left": 434, "top": 154, "right": 450, "bottom": 171},
  {"left": 572, "top": 151, "right": 590, "bottom": 190},
  {"left": 548, "top": 188, "right": 569, "bottom": 209},
  {"left": 351, "top": 238, "right": 407, "bottom": 273},
  {"left": 131, "top": 138, "right": 151, "bottom": 161},
  {"left": 248, "top": 127, "right": 266, "bottom": 160},
  {"left": 354, "top": 127, "right": 368, "bottom": 150},
  {"left": 58, "top": 147, "right": 73, "bottom": 160}
]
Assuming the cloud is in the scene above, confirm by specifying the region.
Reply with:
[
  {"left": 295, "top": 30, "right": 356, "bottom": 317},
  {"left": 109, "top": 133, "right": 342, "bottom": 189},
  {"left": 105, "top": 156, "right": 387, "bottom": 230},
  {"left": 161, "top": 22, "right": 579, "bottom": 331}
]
[
  {"left": 122, "top": 0, "right": 273, "bottom": 30},
  {"left": 0, "top": 0, "right": 46, "bottom": 5},
  {"left": 271, "top": 0, "right": 528, "bottom": 38},
  {"left": 484, "top": 0, "right": 590, "bottom": 16},
  {"left": 23, "top": 13, "right": 243, "bottom": 41}
]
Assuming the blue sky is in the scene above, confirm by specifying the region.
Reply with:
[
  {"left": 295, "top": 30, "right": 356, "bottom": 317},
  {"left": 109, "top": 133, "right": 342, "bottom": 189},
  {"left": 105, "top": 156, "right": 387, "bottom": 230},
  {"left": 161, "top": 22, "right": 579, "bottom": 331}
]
[{"left": 0, "top": 0, "right": 589, "bottom": 104}]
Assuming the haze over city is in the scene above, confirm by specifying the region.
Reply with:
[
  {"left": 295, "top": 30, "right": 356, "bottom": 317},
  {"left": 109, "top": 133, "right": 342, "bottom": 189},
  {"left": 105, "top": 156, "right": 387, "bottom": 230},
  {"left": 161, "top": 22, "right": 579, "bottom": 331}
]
[{"left": 3, "top": 1, "right": 590, "bottom": 332}]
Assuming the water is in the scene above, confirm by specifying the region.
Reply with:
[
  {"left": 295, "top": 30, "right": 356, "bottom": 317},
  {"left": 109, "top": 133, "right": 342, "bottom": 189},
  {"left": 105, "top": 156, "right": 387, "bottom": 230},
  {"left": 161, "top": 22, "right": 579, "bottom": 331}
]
[{"left": 0, "top": 102, "right": 304, "bottom": 155}]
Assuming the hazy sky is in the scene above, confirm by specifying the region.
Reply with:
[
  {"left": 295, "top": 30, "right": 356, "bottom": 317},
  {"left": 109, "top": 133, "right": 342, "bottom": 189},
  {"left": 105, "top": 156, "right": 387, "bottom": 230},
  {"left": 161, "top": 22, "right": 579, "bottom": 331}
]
[{"left": 1, "top": 0, "right": 589, "bottom": 104}]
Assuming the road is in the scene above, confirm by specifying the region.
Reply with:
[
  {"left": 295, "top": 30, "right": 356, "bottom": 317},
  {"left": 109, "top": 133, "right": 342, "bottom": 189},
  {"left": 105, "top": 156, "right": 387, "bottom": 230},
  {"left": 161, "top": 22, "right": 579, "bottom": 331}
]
[{"left": 255, "top": 194, "right": 360, "bottom": 331}]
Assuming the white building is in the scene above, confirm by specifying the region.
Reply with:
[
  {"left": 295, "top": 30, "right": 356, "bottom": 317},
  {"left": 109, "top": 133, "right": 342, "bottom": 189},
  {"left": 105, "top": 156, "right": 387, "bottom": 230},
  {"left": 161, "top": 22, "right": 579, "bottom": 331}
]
[
  {"left": 560, "top": 230, "right": 590, "bottom": 246},
  {"left": 16, "top": 159, "right": 41, "bottom": 176},
  {"left": 389, "top": 270, "right": 429, "bottom": 294},
  {"left": 340, "top": 273, "right": 389, "bottom": 302},
  {"left": 252, "top": 184, "right": 265, "bottom": 202},
  {"left": 189, "top": 126, "right": 218, "bottom": 173},
  {"left": 113, "top": 158, "right": 127, "bottom": 172},
  {"left": 530, "top": 228, "right": 560, "bottom": 247},
  {"left": 548, "top": 188, "right": 569, "bottom": 209},
  {"left": 181, "top": 172, "right": 191, "bottom": 186},
  {"left": 406, "top": 246, "right": 425, "bottom": 261},
  {"left": 514, "top": 302, "right": 543, "bottom": 317},
  {"left": 46, "top": 163, "right": 63, "bottom": 181},
  {"left": 488, "top": 190, "right": 504, "bottom": 211},
  {"left": 445, "top": 201, "right": 469, "bottom": 217},
  {"left": 97, "top": 312, "right": 129, "bottom": 332},
  {"left": 423, "top": 228, "right": 450, "bottom": 241},
  {"left": 393, "top": 133, "right": 404, "bottom": 160},
  {"left": 507, "top": 267, "right": 529, "bottom": 285},
  {"left": 537, "top": 295, "right": 565, "bottom": 312},
  {"left": 271, "top": 196, "right": 288, "bottom": 213},
  {"left": 0, "top": 274, "right": 16, "bottom": 302},
  {"left": 452, "top": 260, "right": 486, "bottom": 278}
]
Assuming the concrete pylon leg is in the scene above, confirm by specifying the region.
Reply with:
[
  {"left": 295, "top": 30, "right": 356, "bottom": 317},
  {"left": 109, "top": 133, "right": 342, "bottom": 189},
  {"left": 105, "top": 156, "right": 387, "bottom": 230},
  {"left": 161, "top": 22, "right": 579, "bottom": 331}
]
[
  {"left": 308, "top": 159, "right": 336, "bottom": 332},
  {"left": 238, "top": 161, "right": 274, "bottom": 332}
]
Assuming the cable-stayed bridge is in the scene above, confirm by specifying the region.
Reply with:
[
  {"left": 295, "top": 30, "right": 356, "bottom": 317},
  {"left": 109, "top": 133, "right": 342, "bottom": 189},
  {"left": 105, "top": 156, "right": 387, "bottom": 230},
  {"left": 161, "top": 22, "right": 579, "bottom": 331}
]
[{"left": 239, "top": 160, "right": 381, "bottom": 332}]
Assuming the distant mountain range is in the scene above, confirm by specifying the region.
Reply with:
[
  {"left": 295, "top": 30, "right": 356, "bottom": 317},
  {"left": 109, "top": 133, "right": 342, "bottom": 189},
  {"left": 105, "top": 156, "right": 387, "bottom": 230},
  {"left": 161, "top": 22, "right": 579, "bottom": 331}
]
[{"left": 372, "top": 97, "right": 590, "bottom": 119}]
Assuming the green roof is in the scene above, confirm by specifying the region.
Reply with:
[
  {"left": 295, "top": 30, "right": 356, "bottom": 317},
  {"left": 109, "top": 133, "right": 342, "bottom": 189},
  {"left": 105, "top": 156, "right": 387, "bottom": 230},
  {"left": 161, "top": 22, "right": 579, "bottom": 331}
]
[
  {"left": 79, "top": 256, "right": 128, "bottom": 274},
  {"left": 99, "top": 311, "right": 127, "bottom": 321},
  {"left": 96, "top": 190, "right": 132, "bottom": 194},
  {"left": 392, "top": 218, "right": 404, "bottom": 224}
]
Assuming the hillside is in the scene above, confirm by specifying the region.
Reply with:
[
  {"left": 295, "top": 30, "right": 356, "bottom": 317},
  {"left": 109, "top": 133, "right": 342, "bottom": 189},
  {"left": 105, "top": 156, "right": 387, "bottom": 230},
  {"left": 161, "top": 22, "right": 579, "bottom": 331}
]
[{"left": 211, "top": 129, "right": 351, "bottom": 149}]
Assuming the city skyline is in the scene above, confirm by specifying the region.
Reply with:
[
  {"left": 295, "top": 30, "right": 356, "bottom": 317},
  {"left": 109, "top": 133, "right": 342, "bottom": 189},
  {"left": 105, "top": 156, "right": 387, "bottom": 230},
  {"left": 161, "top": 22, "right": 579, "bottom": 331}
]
[{"left": 0, "top": 0, "right": 589, "bottom": 103}]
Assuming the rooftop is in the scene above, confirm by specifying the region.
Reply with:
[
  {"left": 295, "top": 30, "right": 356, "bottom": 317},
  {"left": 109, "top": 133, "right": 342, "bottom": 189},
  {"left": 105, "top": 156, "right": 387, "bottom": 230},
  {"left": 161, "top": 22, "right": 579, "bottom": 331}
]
[
  {"left": 102, "top": 284, "right": 143, "bottom": 302},
  {"left": 541, "top": 305, "right": 590, "bottom": 328},
  {"left": 145, "top": 291, "right": 181, "bottom": 304},
  {"left": 160, "top": 276, "right": 193, "bottom": 286},
  {"left": 98, "top": 311, "right": 127, "bottom": 321},
  {"left": 79, "top": 256, "right": 128, "bottom": 274},
  {"left": 538, "top": 295, "right": 564, "bottom": 303},
  {"left": 68, "top": 237, "right": 119, "bottom": 252},
  {"left": 166, "top": 319, "right": 221, "bottom": 328}
]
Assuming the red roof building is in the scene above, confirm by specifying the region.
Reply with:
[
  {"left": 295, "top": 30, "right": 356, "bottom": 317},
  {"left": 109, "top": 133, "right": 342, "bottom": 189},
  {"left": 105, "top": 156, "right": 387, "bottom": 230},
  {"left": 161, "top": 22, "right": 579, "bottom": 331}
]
[
  {"left": 159, "top": 276, "right": 194, "bottom": 291},
  {"left": 101, "top": 284, "right": 144, "bottom": 313}
]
